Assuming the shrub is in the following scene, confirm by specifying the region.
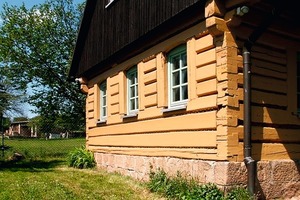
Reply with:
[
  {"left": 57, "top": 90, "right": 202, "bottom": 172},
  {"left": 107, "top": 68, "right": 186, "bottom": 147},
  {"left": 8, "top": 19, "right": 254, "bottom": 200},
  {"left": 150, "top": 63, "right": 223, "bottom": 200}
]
[
  {"left": 225, "top": 187, "right": 253, "bottom": 200},
  {"left": 189, "top": 183, "right": 224, "bottom": 200},
  {"left": 68, "top": 146, "right": 96, "bottom": 169},
  {"left": 165, "top": 173, "right": 191, "bottom": 199},
  {"left": 148, "top": 168, "right": 169, "bottom": 194},
  {"left": 147, "top": 168, "right": 224, "bottom": 200}
]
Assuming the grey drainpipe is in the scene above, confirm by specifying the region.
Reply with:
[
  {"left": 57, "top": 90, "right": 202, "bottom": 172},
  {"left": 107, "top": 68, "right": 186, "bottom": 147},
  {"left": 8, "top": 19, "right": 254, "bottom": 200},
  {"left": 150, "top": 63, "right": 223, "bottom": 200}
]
[
  {"left": 242, "top": 2, "right": 283, "bottom": 195},
  {"left": 243, "top": 46, "right": 255, "bottom": 195}
]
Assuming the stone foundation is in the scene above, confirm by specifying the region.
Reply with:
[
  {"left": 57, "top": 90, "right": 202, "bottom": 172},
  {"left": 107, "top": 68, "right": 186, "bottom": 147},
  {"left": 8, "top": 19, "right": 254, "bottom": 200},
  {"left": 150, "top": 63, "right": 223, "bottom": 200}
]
[{"left": 94, "top": 152, "right": 300, "bottom": 199}]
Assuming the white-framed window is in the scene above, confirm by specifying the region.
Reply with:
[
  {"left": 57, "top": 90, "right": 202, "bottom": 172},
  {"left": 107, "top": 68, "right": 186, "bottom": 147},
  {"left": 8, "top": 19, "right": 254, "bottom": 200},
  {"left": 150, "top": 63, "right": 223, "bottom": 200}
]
[
  {"left": 168, "top": 45, "right": 188, "bottom": 108},
  {"left": 297, "top": 52, "right": 300, "bottom": 114},
  {"left": 127, "top": 66, "right": 138, "bottom": 115},
  {"left": 99, "top": 81, "right": 107, "bottom": 121}
]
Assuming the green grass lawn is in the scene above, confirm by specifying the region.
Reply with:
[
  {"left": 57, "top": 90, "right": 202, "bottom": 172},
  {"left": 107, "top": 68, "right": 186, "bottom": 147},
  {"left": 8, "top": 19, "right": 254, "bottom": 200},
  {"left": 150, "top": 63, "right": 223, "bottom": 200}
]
[
  {"left": 2, "top": 138, "right": 85, "bottom": 161},
  {"left": 0, "top": 138, "right": 164, "bottom": 200},
  {"left": 0, "top": 166, "right": 162, "bottom": 200}
]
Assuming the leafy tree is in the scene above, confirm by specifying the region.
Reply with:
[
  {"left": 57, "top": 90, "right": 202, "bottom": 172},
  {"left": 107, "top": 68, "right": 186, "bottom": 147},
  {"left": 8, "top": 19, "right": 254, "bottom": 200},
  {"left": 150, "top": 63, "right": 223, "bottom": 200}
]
[
  {"left": 0, "top": 0, "right": 85, "bottom": 131},
  {"left": 0, "top": 78, "right": 23, "bottom": 135},
  {"left": 0, "top": 83, "right": 9, "bottom": 115},
  {"left": 2, "top": 117, "right": 10, "bottom": 131},
  {"left": 0, "top": 78, "right": 24, "bottom": 117}
]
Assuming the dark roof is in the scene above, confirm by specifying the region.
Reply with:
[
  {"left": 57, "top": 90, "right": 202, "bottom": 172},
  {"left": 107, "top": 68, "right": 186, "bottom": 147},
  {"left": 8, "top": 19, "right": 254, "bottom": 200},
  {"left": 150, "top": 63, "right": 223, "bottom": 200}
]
[
  {"left": 10, "top": 121, "right": 29, "bottom": 125},
  {"left": 69, "top": 0, "right": 205, "bottom": 80}
]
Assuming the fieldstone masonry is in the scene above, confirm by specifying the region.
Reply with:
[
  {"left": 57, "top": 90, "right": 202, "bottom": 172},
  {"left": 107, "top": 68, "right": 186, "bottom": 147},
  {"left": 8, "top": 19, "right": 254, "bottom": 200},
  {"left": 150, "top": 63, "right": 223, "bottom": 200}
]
[{"left": 94, "top": 152, "right": 300, "bottom": 199}]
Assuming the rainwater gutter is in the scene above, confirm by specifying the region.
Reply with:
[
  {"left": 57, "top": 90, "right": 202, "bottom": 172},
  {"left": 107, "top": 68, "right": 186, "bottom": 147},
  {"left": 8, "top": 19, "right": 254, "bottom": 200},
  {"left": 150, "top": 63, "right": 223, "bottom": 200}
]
[{"left": 242, "top": 2, "right": 283, "bottom": 195}]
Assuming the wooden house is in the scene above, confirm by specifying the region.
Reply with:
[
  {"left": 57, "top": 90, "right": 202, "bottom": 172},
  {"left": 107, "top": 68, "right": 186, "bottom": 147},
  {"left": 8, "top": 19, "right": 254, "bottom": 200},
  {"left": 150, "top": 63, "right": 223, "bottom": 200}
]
[
  {"left": 69, "top": 0, "right": 300, "bottom": 199},
  {"left": 8, "top": 121, "right": 36, "bottom": 137}
]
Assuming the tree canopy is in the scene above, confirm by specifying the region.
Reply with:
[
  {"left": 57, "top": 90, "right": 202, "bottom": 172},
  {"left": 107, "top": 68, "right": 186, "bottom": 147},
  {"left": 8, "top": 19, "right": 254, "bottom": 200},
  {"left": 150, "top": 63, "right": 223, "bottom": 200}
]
[
  {"left": 0, "top": 82, "right": 10, "bottom": 115},
  {"left": 0, "top": 0, "right": 85, "bottom": 131},
  {"left": 0, "top": 77, "right": 23, "bottom": 116}
]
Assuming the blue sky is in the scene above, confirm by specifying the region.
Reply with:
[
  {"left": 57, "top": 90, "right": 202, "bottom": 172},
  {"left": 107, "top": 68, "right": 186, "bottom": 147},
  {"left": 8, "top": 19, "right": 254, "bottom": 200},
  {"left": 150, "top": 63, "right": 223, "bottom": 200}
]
[
  {"left": 1, "top": 0, "right": 46, "bottom": 8},
  {"left": 0, "top": 0, "right": 85, "bottom": 8},
  {"left": 0, "top": 0, "right": 85, "bottom": 21},
  {"left": 0, "top": 0, "right": 85, "bottom": 118},
  {"left": 0, "top": 0, "right": 54, "bottom": 23}
]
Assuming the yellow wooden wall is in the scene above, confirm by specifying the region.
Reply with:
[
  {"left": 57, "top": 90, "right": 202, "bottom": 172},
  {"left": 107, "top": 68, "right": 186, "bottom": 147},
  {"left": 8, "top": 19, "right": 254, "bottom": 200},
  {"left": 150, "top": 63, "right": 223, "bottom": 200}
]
[
  {"left": 84, "top": 21, "right": 231, "bottom": 160},
  {"left": 85, "top": 9, "right": 300, "bottom": 162},
  {"left": 229, "top": 21, "right": 300, "bottom": 161},
  {"left": 202, "top": 0, "right": 300, "bottom": 162}
]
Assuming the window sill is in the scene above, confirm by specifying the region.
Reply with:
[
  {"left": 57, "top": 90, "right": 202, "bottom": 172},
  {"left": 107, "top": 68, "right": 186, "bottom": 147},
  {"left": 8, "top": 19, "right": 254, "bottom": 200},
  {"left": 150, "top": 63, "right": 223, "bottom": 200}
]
[
  {"left": 97, "top": 119, "right": 107, "bottom": 125},
  {"left": 122, "top": 112, "right": 138, "bottom": 119},
  {"left": 161, "top": 105, "right": 187, "bottom": 113}
]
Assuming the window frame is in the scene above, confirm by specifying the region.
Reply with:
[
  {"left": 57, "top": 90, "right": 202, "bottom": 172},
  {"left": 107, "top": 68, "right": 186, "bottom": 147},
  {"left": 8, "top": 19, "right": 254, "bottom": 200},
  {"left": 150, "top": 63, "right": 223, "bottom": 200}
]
[
  {"left": 167, "top": 45, "right": 188, "bottom": 109},
  {"left": 99, "top": 81, "right": 107, "bottom": 122},
  {"left": 126, "top": 66, "right": 138, "bottom": 115}
]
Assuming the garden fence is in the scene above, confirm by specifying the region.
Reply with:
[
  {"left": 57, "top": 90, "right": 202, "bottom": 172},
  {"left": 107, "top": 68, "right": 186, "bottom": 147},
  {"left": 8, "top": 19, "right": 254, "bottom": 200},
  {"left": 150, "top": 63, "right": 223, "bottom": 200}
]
[{"left": 0, "top": 120, "right": 85, "bottom": 161}]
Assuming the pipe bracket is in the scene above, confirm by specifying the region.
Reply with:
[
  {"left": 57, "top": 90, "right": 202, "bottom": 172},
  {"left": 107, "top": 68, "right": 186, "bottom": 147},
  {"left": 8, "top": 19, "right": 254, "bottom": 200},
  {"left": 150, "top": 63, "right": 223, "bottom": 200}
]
[{"left": 244, "top": 156, "right": 255, "bottom": 165}]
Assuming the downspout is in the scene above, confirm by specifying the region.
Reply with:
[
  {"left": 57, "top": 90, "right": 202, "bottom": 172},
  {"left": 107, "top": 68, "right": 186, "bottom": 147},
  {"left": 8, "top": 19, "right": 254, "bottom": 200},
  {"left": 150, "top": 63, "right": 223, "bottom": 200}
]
[
  {"left": 243, "top": 45, "right": 254, "bottom": 195},
  {"left": 242, "top": 2, "right": 283, "bottom": 195}
]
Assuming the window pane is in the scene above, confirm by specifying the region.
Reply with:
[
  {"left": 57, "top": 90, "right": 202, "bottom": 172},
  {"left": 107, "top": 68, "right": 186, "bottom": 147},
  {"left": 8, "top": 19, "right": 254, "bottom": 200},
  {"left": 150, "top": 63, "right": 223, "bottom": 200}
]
[
  {"left": 129, "top": 75, "right": 135, "bottom": 85},
  {"left": 130, "top": 86, "right": 135, "bottom": 98},
  {"left": 172, "top": 87, "right": 180, "bottom": 102},
  {"left": 100, "top": 81, "right": 107, "bottom": 119},
  {"left": 182, "top": 54, "right": 187, "bottom": 67},
  {"left": 172, "top": 56, "right": 180, "bottom": 70},
  {"left": 168, "top": 45, "right": 187, "bottom": 107},
  {"left": 127, "top": 66, "right": 138, "bottom": 112},
  {"left": 130, "top": 99, "right": 135, "bottom": 110},
  {"left": 102, "top": 107, "right": 106, "bottom": 116},
  {"left": 182, "top": 85, "right": 188, "bottom": 100},
  {"left": 172, "top": 71, "right": 180, "bottom": 86},
  {"left": 103, "top": 97, "right": 106, "bottom": 106},
  {"left": 182, "top": 68, "right": 187, "bottom": 84},
  {"left": 136, "top": 98, "right": 139, "bottom": 109}
]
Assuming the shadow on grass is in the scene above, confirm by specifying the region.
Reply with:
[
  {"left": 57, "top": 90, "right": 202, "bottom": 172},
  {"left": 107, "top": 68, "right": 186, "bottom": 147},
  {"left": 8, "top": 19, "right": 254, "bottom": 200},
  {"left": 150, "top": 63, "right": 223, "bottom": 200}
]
[{"left": 0, "top": 159, "right": 65, "bottom": 172}]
